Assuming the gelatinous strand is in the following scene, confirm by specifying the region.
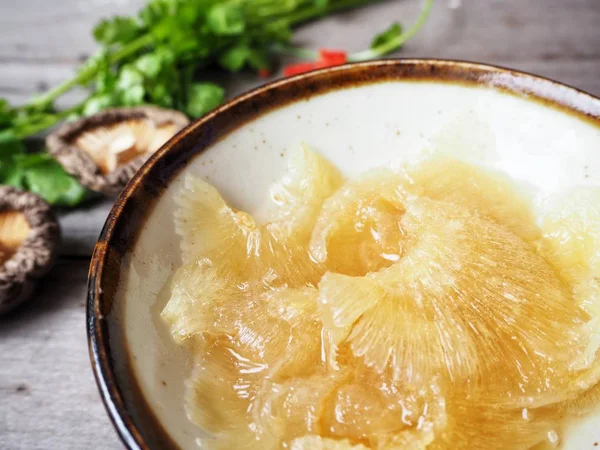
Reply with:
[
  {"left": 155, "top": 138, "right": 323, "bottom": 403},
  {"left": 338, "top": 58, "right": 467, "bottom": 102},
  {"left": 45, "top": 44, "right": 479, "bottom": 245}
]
[
  {"left": 184, "top": 293, "right": 328, "bottom": 448},
  {"left": 289, "top": 435, "right": 369, "bottom": 450},
  {"left": 429, "top": 397, "right": 556, "bottom": 450},
  {"left": 538, "top": 187, "right": 600, "bottom": 285},
  {"left": 320, "top": 362, "right": 446, "bottom": 449},
  {"left": 538, "top": 187, "right": 600, "bottom": 368},
  {"left": 535, "top": 187, "right": 600, "bottom": 414},
  {"left": 535, "top": 358, "right": 600, "bottom": 417},
  {"left": 318, "top": 199, "right": 590, "bottom": 406},
  {"left": 310, "top": 158, "right": 543, "bottom": 277},
  {"left": 310, "top": 168, "right": 408, "bottom": 276},
  {"left": 164, "top": 264, "right": 324, "bottom": 375},
  {"left": 255, "top": 371, "right": 346, "bottom": 446},
  {"left": 175, "top": 146, "right": 343, "bottom": 262},
  {"left": 267, "top": 144, "right": 344, "bottom": 242},
  {"left": 402, "top": 158, "right": 541, "bottom": 244},
  {"left": 186, "top": 339, "right": 262, "bottom": 438},
  {"left": 173, "top": 145, "right": 342, "bottom": 291},
  {"left": 161, "top": 262, "right": 238, "bottom": 344},
  {"left": 218, "top": 287, "right": 324, "bottom": 381},
  {"left": 557, "top": 380, "right": 600, "bottom": 416},
  {"left": 174, "top": 175, "right": 323, "bottom": 289}
]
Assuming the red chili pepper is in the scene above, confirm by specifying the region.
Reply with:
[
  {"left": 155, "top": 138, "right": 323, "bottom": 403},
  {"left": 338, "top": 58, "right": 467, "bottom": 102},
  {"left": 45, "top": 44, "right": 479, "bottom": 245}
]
[
  {"left": 283, "top": 62, "right": 319, "bottom": 77},
  {"left": 283, "top": 49, "right": 349, "bottom": 77},
  {"left": 319, "top": 49, "right": 347, "bottom": 65},
  {"left": 258, "top": 68, "right": 271, "bottom": 78}
]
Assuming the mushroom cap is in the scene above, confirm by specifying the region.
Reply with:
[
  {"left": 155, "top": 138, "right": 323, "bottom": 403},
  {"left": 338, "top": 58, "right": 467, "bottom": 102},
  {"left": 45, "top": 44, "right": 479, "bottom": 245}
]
[
  {"left": 0, "top": 186, "right": 60, "bottom": 315},
  {"left": 46, "top": 106, "right": 190, "bottom": 196}
]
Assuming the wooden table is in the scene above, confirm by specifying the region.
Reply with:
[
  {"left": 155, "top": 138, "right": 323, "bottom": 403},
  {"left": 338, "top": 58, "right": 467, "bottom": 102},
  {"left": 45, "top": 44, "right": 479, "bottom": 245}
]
[{"left": 0, "top": 1, "right": 598, "bottom": 449}]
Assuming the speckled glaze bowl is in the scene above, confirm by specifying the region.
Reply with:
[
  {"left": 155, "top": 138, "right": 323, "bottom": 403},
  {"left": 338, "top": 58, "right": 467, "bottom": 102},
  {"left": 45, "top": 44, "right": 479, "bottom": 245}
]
[{"left": 87, "top": 59, "right": 600, "bottom": 450}]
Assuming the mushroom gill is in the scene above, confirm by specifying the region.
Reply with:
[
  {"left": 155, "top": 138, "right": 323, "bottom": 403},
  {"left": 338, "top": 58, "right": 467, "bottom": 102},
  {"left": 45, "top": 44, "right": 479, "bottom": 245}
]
[
  {"left": 47, "top": 106, "right": 189, "bottom": 195},
  {"left": 0, "top": 186, "right": 60, "bottom": 316},
  {"left": 0, "top": 211, "right": 31, "bottom": 265},
  {"left": 74, "top": 119, "right": 182, "bottom": 174}
]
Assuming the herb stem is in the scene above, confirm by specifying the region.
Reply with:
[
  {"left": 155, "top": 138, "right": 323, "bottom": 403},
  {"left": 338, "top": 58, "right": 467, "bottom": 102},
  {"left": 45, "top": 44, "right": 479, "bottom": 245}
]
[
  {"left": 348, "top": 0, "right": 433, "bottom": 61},
  {"left": 23, "top": 33, "right": 154, "bottom": 111},
  {"left": 275, "top": 0, "right": 381, "bottom": 28},
  {"left": 16, "top": 102, "right": 85, "bottom": 139},
  {"left": 271, "top": 43, "right": 318, "bottom": 60}
]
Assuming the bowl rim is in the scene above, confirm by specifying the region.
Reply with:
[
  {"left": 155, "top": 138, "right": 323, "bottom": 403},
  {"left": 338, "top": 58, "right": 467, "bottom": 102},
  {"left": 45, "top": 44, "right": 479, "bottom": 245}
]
[{"left": 87, "top": 58, "right": 600, "bottom": 450}]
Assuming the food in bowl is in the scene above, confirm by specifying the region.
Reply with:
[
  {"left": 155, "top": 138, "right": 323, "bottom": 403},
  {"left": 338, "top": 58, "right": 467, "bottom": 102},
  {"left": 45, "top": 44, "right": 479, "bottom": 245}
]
[{"left": 160, "top": 143, "right": 600, "bottom": 450}]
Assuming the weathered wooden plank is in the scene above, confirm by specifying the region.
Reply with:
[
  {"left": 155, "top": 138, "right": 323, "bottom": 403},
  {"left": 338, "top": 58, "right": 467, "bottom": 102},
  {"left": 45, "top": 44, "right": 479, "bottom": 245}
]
[
  {"left": 1, "top": 2, "right": 600, "bottom": 448},
  {"left": 0, "top": 0, "right": 142, "bottom": 60},
  {"left": 1, "top": 0, "right": 599, "bottom": 102},
  {"left": 58, "top": 199, "right": 116, "bottom": 256},
  {"left": 0, "top": 260, "right": 121, "bottom": 450}
]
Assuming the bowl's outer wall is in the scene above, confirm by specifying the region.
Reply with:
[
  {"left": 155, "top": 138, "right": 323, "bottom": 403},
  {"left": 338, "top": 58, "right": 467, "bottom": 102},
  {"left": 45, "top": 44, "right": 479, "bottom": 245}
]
[{"left": 88, "top": 60, "right": 600, "bottom": 450}]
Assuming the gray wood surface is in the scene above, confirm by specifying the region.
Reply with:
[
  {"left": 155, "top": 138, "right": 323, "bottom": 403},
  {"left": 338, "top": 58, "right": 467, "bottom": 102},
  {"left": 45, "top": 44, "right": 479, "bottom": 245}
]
[{"left": 0, "top": 0, "right": 598, "bottom": 449}]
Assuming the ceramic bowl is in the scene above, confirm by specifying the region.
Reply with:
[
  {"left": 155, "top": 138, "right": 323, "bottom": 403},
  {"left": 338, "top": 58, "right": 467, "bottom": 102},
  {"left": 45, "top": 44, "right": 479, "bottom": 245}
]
[{"left": 87, "top": 59, "right": 600, "bottom": 450}]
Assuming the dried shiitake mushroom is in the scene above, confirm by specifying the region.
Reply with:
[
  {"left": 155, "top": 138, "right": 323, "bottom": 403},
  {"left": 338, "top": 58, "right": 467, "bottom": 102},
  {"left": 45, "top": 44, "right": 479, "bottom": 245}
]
[
  {"left": 46, "top": 106, "right": 189, "bottom": 196},
  {"left": 0, "top": 187, "right": 60, "bottom": 316}
]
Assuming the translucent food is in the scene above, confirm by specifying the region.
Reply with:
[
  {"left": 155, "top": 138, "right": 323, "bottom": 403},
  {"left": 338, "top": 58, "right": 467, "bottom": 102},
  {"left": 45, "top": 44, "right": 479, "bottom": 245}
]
[
  {"left": 429, "top": 398, "right": 556, "bottom": 450},
  {"left": 174, "top": 144, "right": 343, "bottom": 290},
  {"left": 289, "top": 436, "right": 369, "bottom": 450},
  {"left": 318, "top": 198, "right": 589, "bottom": 406},
  {"left": 310, "top": 169, "right": 407, "bottom": 276},
  {"left": 162, "top": 147, "right": 600, "bottom": 449},
  {"left": 402, "top": 158, "right": 541, "bottom": 244},
  {"left": 537, "top": 188, "right": 600, "bottom": 414},
  {"left": 319, "top": 359, "right": 446, "bottom": 448}
]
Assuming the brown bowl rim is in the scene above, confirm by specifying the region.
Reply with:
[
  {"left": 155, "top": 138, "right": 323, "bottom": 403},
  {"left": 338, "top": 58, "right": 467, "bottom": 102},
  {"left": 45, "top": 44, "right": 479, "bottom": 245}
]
[{"left": 87, "top": 58, "right": 600, "bottom": 450}]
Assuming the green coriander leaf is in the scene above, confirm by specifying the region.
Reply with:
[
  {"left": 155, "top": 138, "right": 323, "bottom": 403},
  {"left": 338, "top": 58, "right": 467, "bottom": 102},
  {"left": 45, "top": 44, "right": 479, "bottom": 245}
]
[
  {"left": 135, "top": 54, "right": 163, "bottom": 78},
  {"left": 79, "top": 50, "right": 111, "bottom": 89},
  {"left": 154, "top": 47, "right": 176, "bottom": 65},
  {"left": 93, "top": 17, "right": 140, "bottom": 45},
  {"left": 3, "top": 165, "right": 25, "bottom": 189},
  {"left": 13, "top": 152, "right": 50, "bottom": 168},
  {"left": 264, "top": 22, "right": 293, "bottom": 43},
  {"left": 371, "top": 22, "right": 403, "bottom": 49},
  {"left": 150, "top": 16, "right": 178, "bottom": 41},
  {"left": 20, "top": 154, "right": 88, "bottom": 206},
  {"left": 0, "top": 136, "right": 26, "bottom": 189},
  {"left": 95, "top": 69, "right": 117, "bottom": 93},
  {"left": 83, "top": 94, "right": 116, "bottom": 116},
  {"left": 178, "top": 2, "right": 203, "bottom": 25},
  {"left": 139, "top": 0, "right": 174, "bottom": 28},
  {"left": 186, "top": 83, "right": 224, "bottom": 118},
  {"left": 0, "top": 144, "right": 25, "bottom": 189},
  {"left": 151, "top": 17, "right": 201, "bottom": 56},
  {"left": 0, "top": 129, "right": 25, "bottom": 157},
  {"left": 92, "top": 53, "right": 117, "bottom": 93},
  {"left": 0, "top": 98, "right": 14, "bottom": 128},
  {"left": 117, "top": 65, "right": 145, "bottom": 90},
  {"left": 218, "top": 44, "right": 251, "bottom": 72},
  {"left": 0, "top": 98, "right": 10, "bottom": 113},
  {"left": 247, "top": 48, "right": 270, "bottom": 71},
  {"left": 206, "top": 4, "right": 245, "bottom": 36},
  {"left": 11, "top": 109, "right": 42, "bottom": 129},
  {"left": 148, "top": 83, "right": 173, "bottom": 107},
  {"left": 120, "top": 85, "right": 146, "bottom": 106}
]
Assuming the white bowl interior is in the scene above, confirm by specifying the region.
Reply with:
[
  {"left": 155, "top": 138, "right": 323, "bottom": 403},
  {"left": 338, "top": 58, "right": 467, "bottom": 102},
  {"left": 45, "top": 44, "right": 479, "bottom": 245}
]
[{"left": 111, "top": 79, "right": 600, "bottom": 449}]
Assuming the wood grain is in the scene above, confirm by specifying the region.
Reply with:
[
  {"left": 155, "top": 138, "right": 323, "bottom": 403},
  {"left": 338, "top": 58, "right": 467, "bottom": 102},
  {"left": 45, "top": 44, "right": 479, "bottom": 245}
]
[
  {"left": 0, "top": 260, "right": 121, "bottom": 450},
  {"left": 0, "top": 0, "right": 599, "bottom": 448}
]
